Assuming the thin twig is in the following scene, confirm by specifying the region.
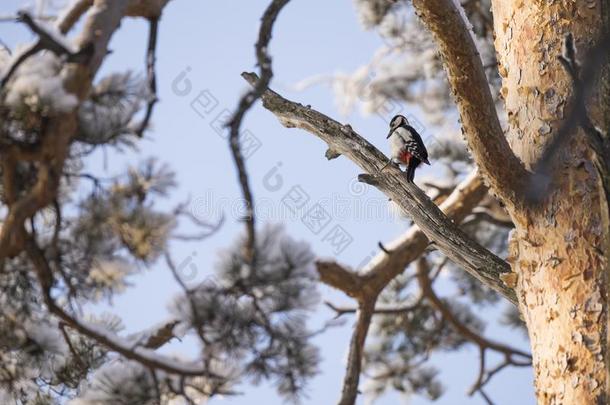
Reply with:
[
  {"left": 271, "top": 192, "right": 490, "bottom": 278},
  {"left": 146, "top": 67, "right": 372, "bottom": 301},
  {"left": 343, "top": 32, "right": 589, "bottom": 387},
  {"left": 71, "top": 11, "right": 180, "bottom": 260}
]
[
  {"left": 226, "top": 0, "right": 291, "bottom": 266},
  {"left": 172, "top": 200, "right": 225, "bottom": 241},
  {"left": 134, "top": 17, "right": 159, "bottom": 137},
  {"left": 0, "top": 14, "right": 55, "bottom": 22},
  {"left": 57, "top": 0, "right": 93, "bottom": 34},
  {"left": 325, "top": 299, "right": 422, "bottom": 318},
  {"left": 417, "top": 259, "right": 530, "bottom": 359},
  {"left": 59, "top": 322, "right": 87, "bottom": 371},
  {"left": 165, "top": 251, "right": 210, "bottom": 346},
  {"left": 1, "top": 11, "right": 91, "bottom": 88},
  {"left": 0, "top": 38, "right": 11, "bottom": 55},
  {"left": 416, "top": 258, "right": 531, "bottom": 401},
  {"left": 25, "top": 234, "right": 222, "bottom": 378},
  {"left": 338, "top": 300, "right": 375, "bottom": 405},
  {"left": 462, "top": 210, "right": 514, "bottom": 229}
]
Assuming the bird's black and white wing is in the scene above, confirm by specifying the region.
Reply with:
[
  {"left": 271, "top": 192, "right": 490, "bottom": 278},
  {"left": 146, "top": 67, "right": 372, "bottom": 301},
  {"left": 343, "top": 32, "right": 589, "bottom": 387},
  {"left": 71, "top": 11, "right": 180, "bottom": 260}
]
[{"left": 395, "top": 125, "right": 430, "bottom": 164}]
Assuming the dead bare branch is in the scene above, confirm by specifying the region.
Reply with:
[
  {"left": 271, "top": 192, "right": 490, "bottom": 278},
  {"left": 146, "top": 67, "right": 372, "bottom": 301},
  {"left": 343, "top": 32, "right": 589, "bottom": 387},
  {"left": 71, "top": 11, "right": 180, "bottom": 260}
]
[
  {"left": 339, "top": 300, "right": 375, "bottom": 405},
  {"left": 134, "top": 16, "right": 160, "bottom": 137},
  {"left": 416, "top": 258, "right": 531, "bottom": 402},
  {"left": 242, "top": 74, "right": 515, "bottom": 302},
  {"left": 226, "top": 0, "right": 291, "bottom": 266},
  {"left": 325, "top": 300, "right": 423, "bottom": 318},
  {"left": 57, "top": 0, "right": 93, "bottom": 34},
  {"left": 360, "top": 171, "right": 505, "bottom": 297}
]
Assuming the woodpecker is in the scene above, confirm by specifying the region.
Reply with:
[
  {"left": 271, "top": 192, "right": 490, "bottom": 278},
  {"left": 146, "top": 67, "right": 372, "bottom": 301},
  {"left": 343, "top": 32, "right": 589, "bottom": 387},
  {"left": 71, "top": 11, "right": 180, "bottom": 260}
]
[{"left": 382, "top": 114, "right": 430, "bottom": 182}]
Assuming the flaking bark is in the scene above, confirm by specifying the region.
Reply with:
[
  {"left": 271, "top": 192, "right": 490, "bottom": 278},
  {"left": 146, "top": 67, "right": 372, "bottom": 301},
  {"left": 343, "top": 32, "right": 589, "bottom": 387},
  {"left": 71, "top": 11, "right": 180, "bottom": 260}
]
[{"left": 491, "top": 1, "right": 609, "bottom": 403}]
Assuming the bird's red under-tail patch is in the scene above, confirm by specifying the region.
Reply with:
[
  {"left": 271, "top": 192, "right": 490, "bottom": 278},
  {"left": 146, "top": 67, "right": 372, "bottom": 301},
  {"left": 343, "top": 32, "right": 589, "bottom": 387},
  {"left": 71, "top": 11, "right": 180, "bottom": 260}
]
[{"left": 398, "top": 150, "right": 412, "bottom": 164}]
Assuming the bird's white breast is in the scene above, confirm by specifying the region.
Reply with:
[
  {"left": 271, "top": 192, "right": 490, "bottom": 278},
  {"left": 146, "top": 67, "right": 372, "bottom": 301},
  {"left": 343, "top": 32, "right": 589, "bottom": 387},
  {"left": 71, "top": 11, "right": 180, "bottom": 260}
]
[{"left": 389, "top": 127, "right": 409, "bottom": 159}]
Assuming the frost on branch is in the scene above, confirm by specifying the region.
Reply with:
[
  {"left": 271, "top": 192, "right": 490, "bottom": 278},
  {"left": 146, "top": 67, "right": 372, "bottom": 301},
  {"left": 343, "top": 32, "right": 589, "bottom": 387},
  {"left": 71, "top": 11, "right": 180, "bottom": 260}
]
[
  {"left": 77, "top": 72, "right": 148, "bottom": 147},
  {"left": 329, "top": 0, "right": 503, "bottom": 134},
  {"left": 0, "top": 268, "right": 114, "bottom": 404},
  {"left": 70, "top": 359, "right": 231, "bottom": 405},
  {"left": 72, "top": 158, "right": 176, "bottom": 265},
  {"left": 352, "top": 0, "right": 399, "bottom": 28},
  {"left": 170, "top": 225, "right": 320, "bottom": 399},
  {"left": 4, "top": 50, "right": 78, "bottom": 114},
  {"left": 51, "top": 158, "right": 178, "bottom": 302}
]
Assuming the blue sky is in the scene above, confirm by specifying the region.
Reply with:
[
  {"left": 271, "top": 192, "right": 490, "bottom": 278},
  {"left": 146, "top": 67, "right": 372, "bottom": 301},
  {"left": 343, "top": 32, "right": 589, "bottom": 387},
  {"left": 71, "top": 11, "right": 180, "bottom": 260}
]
[{"left": 0, "top": 1, "right": 534, "bottom": 404}]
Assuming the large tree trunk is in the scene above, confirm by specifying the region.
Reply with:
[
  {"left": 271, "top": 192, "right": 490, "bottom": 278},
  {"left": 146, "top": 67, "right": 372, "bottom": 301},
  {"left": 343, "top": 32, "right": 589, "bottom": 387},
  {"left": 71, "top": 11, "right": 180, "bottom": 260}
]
[{"left": 492, "top": 1, "right": 609, "bottom": 403}]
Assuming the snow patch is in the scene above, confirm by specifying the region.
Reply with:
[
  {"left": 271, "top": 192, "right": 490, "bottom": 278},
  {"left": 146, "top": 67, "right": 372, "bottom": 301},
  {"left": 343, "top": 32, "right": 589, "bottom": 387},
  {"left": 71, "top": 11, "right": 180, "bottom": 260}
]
[
  {"left": 4, "top": 50, "right": 78, "bottom": 113},
  {"left": 88, "top": 259, "right": 130, "bottom": 291}
]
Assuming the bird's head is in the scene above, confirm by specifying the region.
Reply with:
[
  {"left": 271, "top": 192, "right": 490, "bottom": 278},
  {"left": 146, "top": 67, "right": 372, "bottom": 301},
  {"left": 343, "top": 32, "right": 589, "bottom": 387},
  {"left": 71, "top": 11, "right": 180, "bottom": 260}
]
[{"left": 387, "top": 114, "right": 409, "bottom": 138}]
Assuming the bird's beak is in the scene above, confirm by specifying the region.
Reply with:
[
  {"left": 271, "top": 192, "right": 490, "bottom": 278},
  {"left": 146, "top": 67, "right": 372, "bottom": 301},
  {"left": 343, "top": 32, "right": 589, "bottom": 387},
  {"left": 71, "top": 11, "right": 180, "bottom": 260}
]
[{"left": 386, "top": 129, "right": 393, "bottom": 139}]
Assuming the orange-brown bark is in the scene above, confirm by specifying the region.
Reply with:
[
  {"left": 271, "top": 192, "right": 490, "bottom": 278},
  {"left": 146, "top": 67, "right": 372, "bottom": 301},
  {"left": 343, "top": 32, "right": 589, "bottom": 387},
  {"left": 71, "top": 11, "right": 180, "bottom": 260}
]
[{"left": 492, "top": 1, "right": 608, "bottom": 403}]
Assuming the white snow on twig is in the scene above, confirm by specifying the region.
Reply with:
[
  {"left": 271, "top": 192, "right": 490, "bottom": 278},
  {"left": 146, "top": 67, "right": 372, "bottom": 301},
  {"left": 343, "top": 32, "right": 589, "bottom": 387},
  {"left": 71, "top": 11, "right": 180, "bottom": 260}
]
[
  {"left": 4, "top": 50, "right": 78, "bottom": 113},
  {"left": 79, "top": 319, "right": 208, "bottom": 375}
]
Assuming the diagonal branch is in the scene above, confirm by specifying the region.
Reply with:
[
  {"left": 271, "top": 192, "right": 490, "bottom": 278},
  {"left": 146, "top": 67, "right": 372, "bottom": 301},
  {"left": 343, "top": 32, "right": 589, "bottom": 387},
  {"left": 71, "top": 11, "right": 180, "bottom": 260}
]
[
  {"left": 57, "top": 0, "right": 93, "bottom": 34},
  {"left": 410, "top": 0, "right": 529, "bottom": 207},
  {"left": 360, "top": 170, "right": 510, "bottom": 298},
  {"left": 339, "top": 300, "right": 375, "bottom": 405},
  {"left": 319, "top": 171, "right": 512, "bottom": 303},
  {"left": 325, "top": 300, "right": 423, "bottom": 317},
  {"left": 16, "top": 11, "right": 75, "bottom": 55},
  {"left": 134, "top": 16, "right": 160, "bottom": 137},
  {"left": 416, "top": 259, "right": 529, "bottom": 359},
  {"left": 1, "top": 11, "right": 92, "bottom": 88},
  {"left": 0, "top": 1, "right": 170, "bottom": 261},
  {"left": 226, "top": 0, "right": 291, "bottom": 266},
  {"left": 318, "top": 173, "right": 512, "bottom": 403},
  {"left": 25, "top": 235, "right": 222, "bottom": 378},
  {"left": 415, "top": 258, "right": 531, "bottom": 402},
  {"left": 243, "top": 72, "right": 516, "bottom": 303},
  {"left": 141, "top": 320, "right": 181, "bottom": 349}
]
